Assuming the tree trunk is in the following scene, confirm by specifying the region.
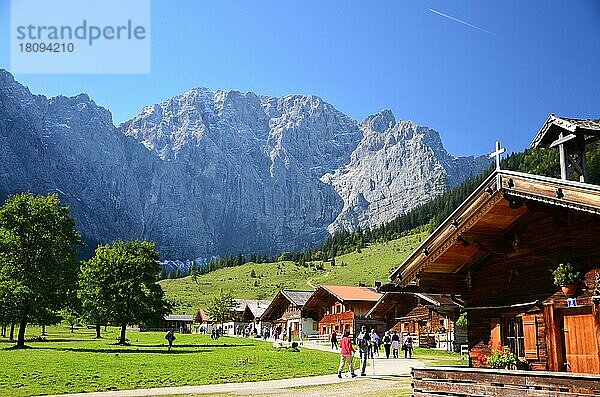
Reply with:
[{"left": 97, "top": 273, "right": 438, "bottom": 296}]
[
  {"left": 70, "top": 323, "right": 74, "bottom": 333},
  {"left": 119, "top": 323, "right": 127, "bottom": 345},
  {"left": 95, "top": 324, "right": 101, "bottom": 338},
  {"left": 41, "top": 324, "right": 46, "bottom": 336},
  {"left": 9, "top": 324, "right": 15, "bottom": 341},
  {"left": 16, "top": 311, "right": 28, "bottom": 348},
  {"left": 1, "top": 324, "right": 5, "bottom": 337}
]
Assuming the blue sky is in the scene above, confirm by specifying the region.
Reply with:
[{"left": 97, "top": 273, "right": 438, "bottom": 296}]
[{"left": 0, "top": 1, "right": 599, "bottom": 156}]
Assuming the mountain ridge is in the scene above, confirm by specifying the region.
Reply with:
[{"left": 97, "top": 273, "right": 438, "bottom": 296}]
[{"left": 0, "top": 69, "right": 490, "bottom": 260}]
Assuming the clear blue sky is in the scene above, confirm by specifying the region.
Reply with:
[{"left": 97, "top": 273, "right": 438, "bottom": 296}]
[{"left": 1, "top": 1, "right": 599, "bottom": 156}]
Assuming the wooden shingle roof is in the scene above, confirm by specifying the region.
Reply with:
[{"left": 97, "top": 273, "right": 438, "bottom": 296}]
[
  {"left": 531, "top": 114, "right": 600, "bottom": 148},
  {"left": 280, "top": 290, "right": 314, "bottom": 306}
]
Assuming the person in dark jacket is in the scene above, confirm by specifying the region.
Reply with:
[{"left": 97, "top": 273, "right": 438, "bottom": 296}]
[
  {"left": 330, "top": 330, "right": 338, "bottom": 350},
  {"left": 165, "top": 330, "right": 176, "bottom": 351},
  {"left": 382, "top": 331, "right": 392, "bottom": 359},
  {"left": 403, "top": 333, "right": 414, "bottom": 358}
]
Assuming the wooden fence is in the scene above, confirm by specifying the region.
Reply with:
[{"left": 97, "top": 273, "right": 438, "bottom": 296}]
[{"left": 412, "top": 367, "right": 600, "bottom": 396}]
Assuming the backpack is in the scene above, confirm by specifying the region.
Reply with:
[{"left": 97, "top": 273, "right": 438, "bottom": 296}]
[{"left": 358, "top": 334, "right": 369, "bottom": 349}]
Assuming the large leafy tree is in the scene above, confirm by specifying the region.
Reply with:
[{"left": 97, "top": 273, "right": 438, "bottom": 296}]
[
  {"left": 0, "top": 193, "right": 82, "bottom": 348},
  {"left": 206, "top": 289, "right": 237, "bottom": 325},
  {"left": 80, "top": 240, "right": 171, "bottom": 345}
]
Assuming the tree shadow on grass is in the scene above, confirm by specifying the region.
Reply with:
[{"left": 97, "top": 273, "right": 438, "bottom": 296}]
[
  {"left": 28, "top": 346, "right": 217, "bottom": 354},
  {"left": 2, "top": 344, "right": 33, "bottom": 350},
  {"left": 31, "top": 338, "right": 98, "bottom": 343},
  {"left": 129, "top": 343, "right": 254, "bottom": 348}
]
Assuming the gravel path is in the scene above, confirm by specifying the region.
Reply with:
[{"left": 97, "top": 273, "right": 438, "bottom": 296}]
[{"left": 44, "top": 342, "right": 422, "bottom": 397}]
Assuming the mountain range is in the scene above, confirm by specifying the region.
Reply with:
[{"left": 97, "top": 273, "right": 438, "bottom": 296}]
[{"left": 0, "top": 69, "right": 489, "bottom": 260}]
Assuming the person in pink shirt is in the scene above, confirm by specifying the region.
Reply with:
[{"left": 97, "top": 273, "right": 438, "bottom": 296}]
[{"left": 337, "top": 331, "right": 357, "bottom": 378}]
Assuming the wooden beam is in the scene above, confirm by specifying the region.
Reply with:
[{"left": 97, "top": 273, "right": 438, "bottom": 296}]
[
  {"left": 416, "top": 273, "right": 469, "bottom": 295},
  {"left": 378, "top": 283, "right": 421, "bottom": 293},
  {"left": 549, "top": 133, "right": 577, "bottom": 148},
  {"left": 457, "top": 232, "right": 513, "bottom": 255},
  {"left": 585, "top": 135, "right": 600, "bottom": 146}
]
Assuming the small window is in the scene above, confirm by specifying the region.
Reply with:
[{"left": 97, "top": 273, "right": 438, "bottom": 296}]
[{"left": 506, "top": 317, "right": 525, "bottom": 358}]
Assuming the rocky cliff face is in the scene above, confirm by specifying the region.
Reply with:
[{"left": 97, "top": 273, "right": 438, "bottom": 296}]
[
  {"left": 0, "top": 70, "right": 490, "bottom": 260},
  {"left": 322, "top": 110, "right": 490, "bottom": 232},
  {"left": 0, "top": 70, "right": 147, "bottom": 248}
]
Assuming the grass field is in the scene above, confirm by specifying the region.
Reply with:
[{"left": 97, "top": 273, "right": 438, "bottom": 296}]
[
  {"left": 0, "top": 324, "right": 465, "bottom": 397},
  {"left": 0, "top": 325, "right": 339, "bottom": 397},
  {"left": 160, "top": 231, "right": 428, "bottom": 313}
]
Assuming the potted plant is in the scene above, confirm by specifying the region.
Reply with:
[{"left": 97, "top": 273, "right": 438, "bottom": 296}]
[
  {"left": 551, "top": 262, "right": 583, "bottom": 296},
  {"left": 480, "top": 341, "right": 518, "bottom": 369}
]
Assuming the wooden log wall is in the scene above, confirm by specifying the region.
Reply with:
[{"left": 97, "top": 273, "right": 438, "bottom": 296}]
[
  {"left": 466, "top": 207, "right": 600, "bottom": 370},
  {"left": 412, "top": 367, "right": 600, "bottom": 396}
]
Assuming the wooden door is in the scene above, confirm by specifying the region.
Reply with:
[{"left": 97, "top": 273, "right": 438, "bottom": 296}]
[{"left": 563, "top": 311, "right": 600, "bottom": 374}]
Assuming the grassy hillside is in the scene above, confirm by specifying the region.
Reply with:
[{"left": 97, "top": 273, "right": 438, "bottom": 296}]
[{"left": 160, "top": 230, "right": 428, "bottom": 314}]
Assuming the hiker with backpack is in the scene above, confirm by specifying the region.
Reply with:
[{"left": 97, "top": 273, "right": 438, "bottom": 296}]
[
  {"left": 165, "top": 330, "right": 176, "bottom": 351},
  {"left": 391, "top": 331, "right": 400, "bottom": 358},
  {"left": 356, "top": 325, "right": 371, "bottom": 376},
  {"left": 382, "top": 331, "right": 392, "bottom": 359}
]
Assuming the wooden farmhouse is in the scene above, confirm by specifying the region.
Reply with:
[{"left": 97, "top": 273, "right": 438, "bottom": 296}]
[
  {"left": 303, "top": 285, "right": 383, "bottom": 336},
  {"left": 366, "top": 292, "right": 465, "bottom": 350},
  {"left": 260, "top": 290, "right": 316, "bottom": 338},
  {"left": 163, "top": 314, "right": 194, "bottom": 333},
  {"left": 388, "top": 116, "right": 600, "bottom": 394},
  {"left": 194, "top": 308, "right": 215, "bottom": 333}
]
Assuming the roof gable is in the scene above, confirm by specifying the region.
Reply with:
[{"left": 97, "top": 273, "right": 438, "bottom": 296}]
[
  {"left": 531, "top": 114, "right": 600, "bottom": 149},
  {"left": 320, "top": 285, "right": 382, "bottom": 302},
  {"left": 280, "top": 290, "right": 314, "bottom": 306},
  {"left": 390, "top": 170, "right": 600, "bottom": 287}
]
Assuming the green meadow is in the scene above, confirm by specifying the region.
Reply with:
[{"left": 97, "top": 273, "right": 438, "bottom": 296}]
[
  {"left": 160, "top": 231, "right": 428, "bottom": 313},
  {"left": 0, "top": 326, "right": 338, "bottom": 397}
]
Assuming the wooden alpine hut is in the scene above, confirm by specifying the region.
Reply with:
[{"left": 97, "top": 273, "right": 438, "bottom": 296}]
[{"left": 387, "top": 116, "right": 600, "bottom": 394}]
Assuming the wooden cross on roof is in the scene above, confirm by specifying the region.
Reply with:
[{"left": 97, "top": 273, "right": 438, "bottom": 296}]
[{"left": 488, "top": 141, "right": 506, "bottom": 171}]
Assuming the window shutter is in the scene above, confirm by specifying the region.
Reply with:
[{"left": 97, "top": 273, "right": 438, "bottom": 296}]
[
  {"left": 522, "top": 315, "right": 539, "bottom": 360},
  {"left": 490, "top": 318, "right": 501, "bottom": 349}
]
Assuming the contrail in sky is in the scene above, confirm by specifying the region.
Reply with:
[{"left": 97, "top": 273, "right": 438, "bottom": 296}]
[{"left": 428, "top": 8, "right": 500, "bottom": 38}]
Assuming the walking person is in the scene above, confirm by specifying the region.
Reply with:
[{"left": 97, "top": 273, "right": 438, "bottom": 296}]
[
  {"left": 370, "top": 329, "right": 379, "bottom": 358},
  {"left": 337, "top": 331, "right": 357, "bottom": 378},
  {"left": 357, "top": 326, "right": 371, "bottom": 376},
  {"left": 391, "top": 331, "right": 400, "bottom": 358},
  {"left": 403, "top": 333, "right": 414, "bottom": 358},
  {"left": 383, "top": 331, "right": 392, "bottom": 359},
  {"left": 330, "top": 330, "right": 338, "bottom": 350},
  {"left": 165, "top": 329, "right": 176, "bottom": 352}
]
